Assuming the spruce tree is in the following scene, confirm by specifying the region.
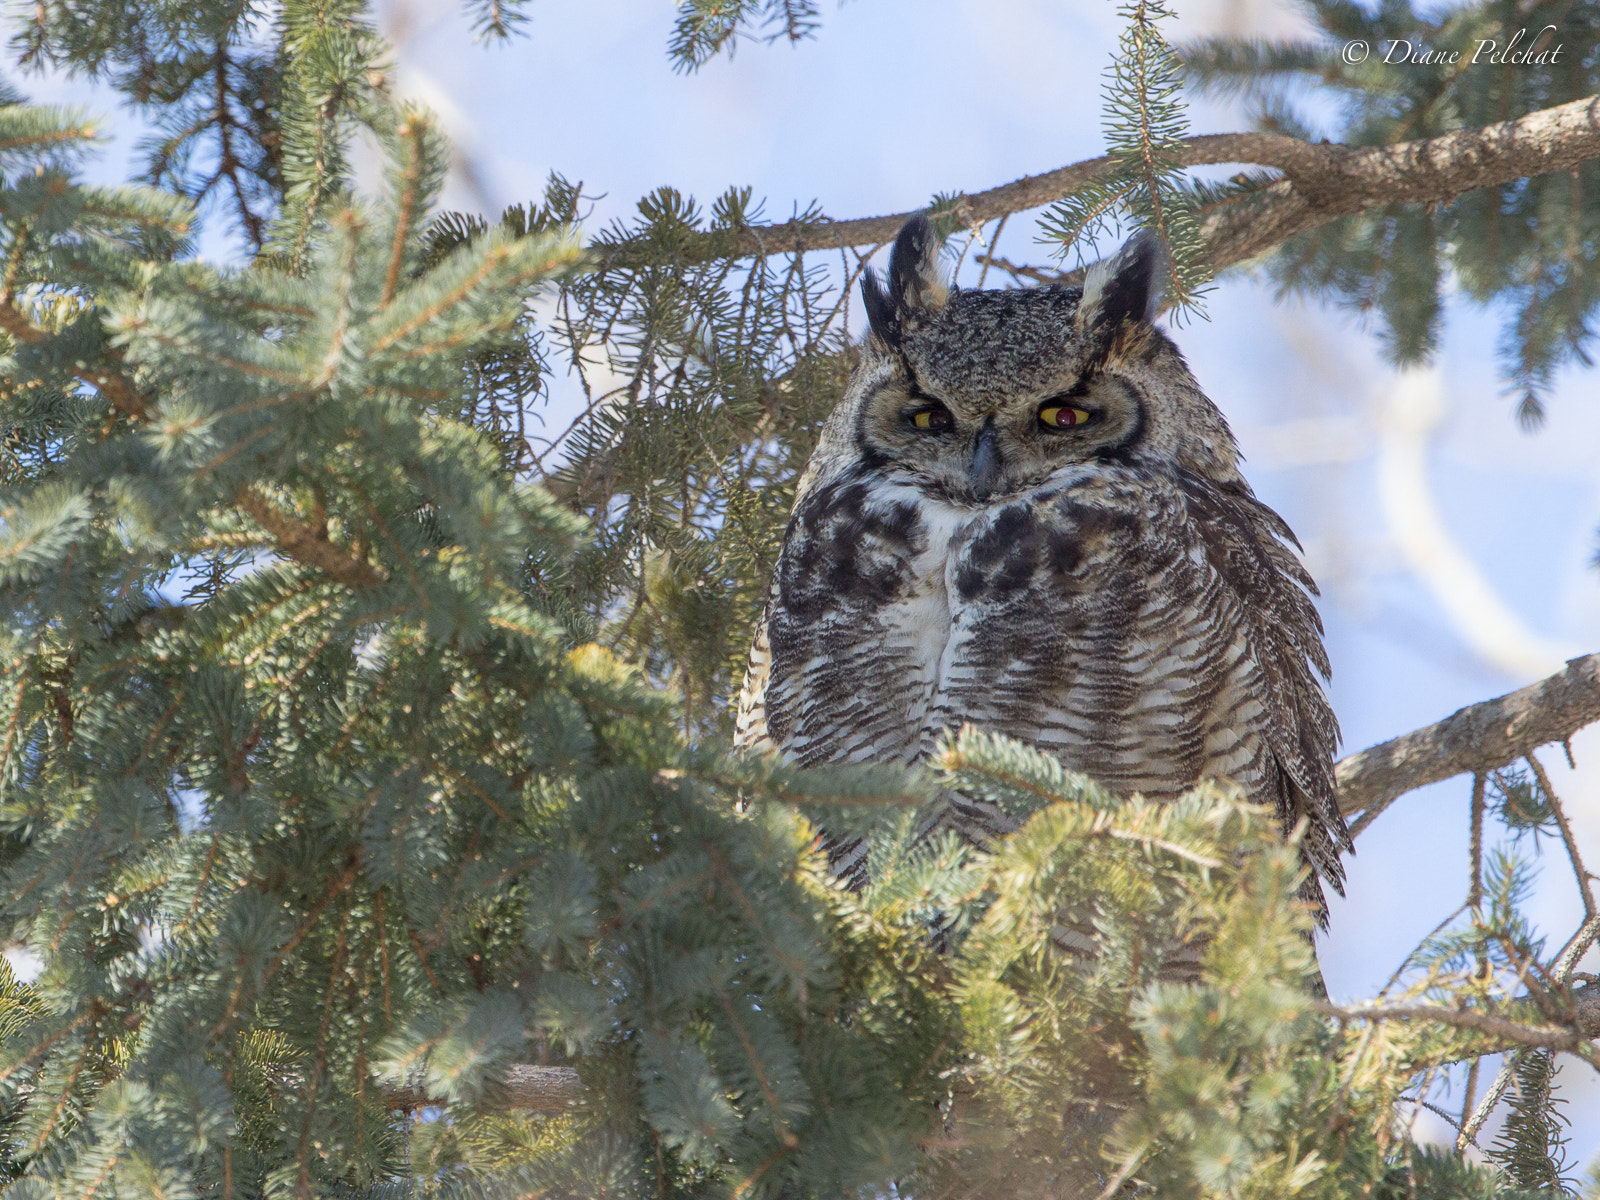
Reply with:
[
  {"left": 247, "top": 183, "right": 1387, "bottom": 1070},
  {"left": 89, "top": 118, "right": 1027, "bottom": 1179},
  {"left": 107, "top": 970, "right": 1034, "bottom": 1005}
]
[{"left": 0, "top": 2, "right": 1596, "bottom": 1198}]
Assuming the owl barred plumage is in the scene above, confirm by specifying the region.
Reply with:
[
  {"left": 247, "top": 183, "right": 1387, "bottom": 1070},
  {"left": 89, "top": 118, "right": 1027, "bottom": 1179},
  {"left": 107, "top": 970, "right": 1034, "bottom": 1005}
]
[{"left": 735, "top": 215, "right": 1350, "bottom": 918}]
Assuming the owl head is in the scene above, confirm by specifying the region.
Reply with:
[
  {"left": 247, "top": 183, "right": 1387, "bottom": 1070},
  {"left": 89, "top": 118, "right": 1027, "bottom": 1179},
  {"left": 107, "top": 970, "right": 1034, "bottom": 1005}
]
[{"left": 836, "top": 214, "right": 1243, "bottom": 503}]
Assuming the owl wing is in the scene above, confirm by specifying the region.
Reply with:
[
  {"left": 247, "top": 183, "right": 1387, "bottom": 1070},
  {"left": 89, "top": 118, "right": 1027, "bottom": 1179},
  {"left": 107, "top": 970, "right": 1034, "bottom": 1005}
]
[
  {"left": 923, "top": 470, "right": 1347, "bottom": 913},
  {"left": 1176, "top": 471, "right": 1349, "bottom": 906}
]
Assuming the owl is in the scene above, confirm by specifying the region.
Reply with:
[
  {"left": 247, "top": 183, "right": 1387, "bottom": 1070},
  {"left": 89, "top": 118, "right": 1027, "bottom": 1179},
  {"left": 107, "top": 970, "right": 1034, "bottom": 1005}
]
[{"left": 734, "top": 215, "right": 1349, "bottom": 917}]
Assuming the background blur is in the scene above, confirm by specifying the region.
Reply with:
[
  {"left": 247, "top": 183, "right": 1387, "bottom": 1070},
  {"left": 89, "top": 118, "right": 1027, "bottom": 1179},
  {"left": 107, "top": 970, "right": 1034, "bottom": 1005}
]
[{"left": 35, "top": 0, "right": 1600, "bottom": 1170}]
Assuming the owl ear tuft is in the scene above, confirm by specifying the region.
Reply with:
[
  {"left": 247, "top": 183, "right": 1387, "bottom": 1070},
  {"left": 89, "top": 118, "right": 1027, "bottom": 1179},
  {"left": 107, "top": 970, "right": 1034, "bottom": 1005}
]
[
  {"left": 1076, "top": 229, "right": 1166, "bottom": 341},
  {"left": 862, "top": 213, "right": 951, "bottom": 348}
]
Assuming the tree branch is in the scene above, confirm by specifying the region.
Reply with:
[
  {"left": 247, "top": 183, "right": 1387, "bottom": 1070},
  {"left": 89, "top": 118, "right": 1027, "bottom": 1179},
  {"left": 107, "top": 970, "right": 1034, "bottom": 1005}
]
[
  {"left": 1198, "top": 95, "right": 1600, "bottom": 272},
  {"left": 1313, "top": 994, "right": 1600, "bottom": 1060},
  {"left": 407, "top": 989, "right": 1599, "bottom": 1113},
  {"left": 387, "top": 1064, "right": 583, "bottom": 1112},
  {"left": 596, "top": 96, "right": 1600, "bottom": 272},
  {"left": 0, "top": 297, "right": 151, "bottom": 420},
  {"left": 235, "top": 487, "right": 387, "bottom": 589},
  {"left": 1335, "top": 652, "right": 1600, "bottom": 824}
]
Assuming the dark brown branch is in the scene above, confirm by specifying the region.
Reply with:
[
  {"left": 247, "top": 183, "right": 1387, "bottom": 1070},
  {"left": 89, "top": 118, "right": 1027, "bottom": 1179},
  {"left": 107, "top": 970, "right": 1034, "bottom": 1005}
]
[
  {"left": 1335, "top": 652, "right": 1600, "bottom": 822},
  {"left": 0, "top": 298, "right": 151, "bottom": 420},
  {"left": 596, "top": 97, "right": 1600, "bottom": 270},
  {"left": 235, "top": 487, "right": 387, "bottom": 589}
]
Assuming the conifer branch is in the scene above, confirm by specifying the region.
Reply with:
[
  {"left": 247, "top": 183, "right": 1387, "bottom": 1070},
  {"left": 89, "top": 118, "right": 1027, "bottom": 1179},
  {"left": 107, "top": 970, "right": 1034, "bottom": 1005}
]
[
  {"left": 1334, "top": 651, "right": 1600, "bottom": 823},
  {"left": 1312, "top": 996, "right": 1600, "bottom": 1061},
  {"left": 599, "top": 95, "right": 1600, "bottom": 271},
  {"left": 1525, "top": 753, "right": 1598, "bottom": 921},
  {"left": 381, "top": 116, "right": 431, "bottom": 309},
  {"left": 0, "top": 296, "right": 150, "bottom": 419},
  {"left": 234, "top": 487, "right": 387, "bottom": 588}
]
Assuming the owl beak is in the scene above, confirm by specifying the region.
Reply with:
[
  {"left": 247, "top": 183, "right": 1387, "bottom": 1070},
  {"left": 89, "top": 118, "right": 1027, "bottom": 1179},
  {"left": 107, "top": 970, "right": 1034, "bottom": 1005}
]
[{"left": 968, "top": 421, "right": 1003, "bottom": 500}]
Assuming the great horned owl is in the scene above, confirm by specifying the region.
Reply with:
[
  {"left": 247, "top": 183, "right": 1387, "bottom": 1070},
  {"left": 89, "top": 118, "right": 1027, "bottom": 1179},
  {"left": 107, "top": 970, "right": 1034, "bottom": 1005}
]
[{"left": 734, "top": 215, "right": 1349, "bottom": 916}]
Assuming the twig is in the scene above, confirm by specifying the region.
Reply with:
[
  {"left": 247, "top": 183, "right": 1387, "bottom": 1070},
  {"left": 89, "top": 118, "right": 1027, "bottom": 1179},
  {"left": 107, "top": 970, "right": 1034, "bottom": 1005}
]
[
  {"left": 1093, "top": 1144, "right": 1147, "bottom": 1200},
  {"left": 1525, "top": 751, "right": 1597, "bottom": 920},
  {"left": 1457, "top": 1057, "right": 1480, "bottom": 1141},
  {"left": 971, "top": 254, "right": 1064, "bottom": 285},
  {"left": 1553, "top": 915, "right": 1600, "bottom": 986},
  {"left": 974, "top": 214, "right": 1007, "bottom": 290},
  {"left": 1457, "top": 1056, "right": 1513, "bottom": 1150},
  {"left": 1419, "top": 1098, "right": 1464, "bottom": 1133},
  {"left": 1468, "top": 773, "right": 1485, "bottom": 913},
  {"left": 1375, "top": 902, "right": 1467, "bottom": 1002}
]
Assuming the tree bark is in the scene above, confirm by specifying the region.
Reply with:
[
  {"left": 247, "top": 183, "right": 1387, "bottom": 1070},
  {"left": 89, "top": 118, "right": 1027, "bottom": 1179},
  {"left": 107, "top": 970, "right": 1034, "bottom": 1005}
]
[
  {"left": 1334, "top": 652, "right": 1600, "bottom": 822},
  {"left": 595, "top": 95, "right": 1600, "bottom": 274}
]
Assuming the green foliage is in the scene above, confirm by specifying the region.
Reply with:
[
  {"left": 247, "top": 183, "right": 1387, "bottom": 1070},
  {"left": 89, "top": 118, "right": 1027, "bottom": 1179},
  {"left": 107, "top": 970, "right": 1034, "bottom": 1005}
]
[
  {"left": 0, "top": 94, "right": 959, "bottom": 1198},
  {"left": 1488, "top": 768, "right": 1560, "bottom": 842},
  {"left": 528, "top": 187, "right": 852, "bottom": 731},
  {"left": 667, "top": 0, "right": 822, "bottom": 72},
  {"left": 853, "top": 730, "right": 1584, "bottom": 1200},
  {"left": 1038, "top": 0, "right": 1214, "bottom": 315},
  {"left": 465, "top": 0, "right": 533, "bottom": 43},
  {"left": 18, "top": 1, "right": 280, "bottom": 250},
  {"left": 1180, "top": 0, "right": 1600, "bottom": 419},
  {"left": 1486, "top": 1051, "right": 1577, "bottom": 1195}
]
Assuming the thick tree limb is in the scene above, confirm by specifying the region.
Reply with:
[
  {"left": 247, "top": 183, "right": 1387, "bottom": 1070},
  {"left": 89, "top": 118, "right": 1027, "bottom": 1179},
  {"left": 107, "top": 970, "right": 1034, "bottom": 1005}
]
[
  {"left": 1334, "top": 652, "right": 1600, "bottom": 824},
  {"left": 1199, "top": 95, "right": 1600, "bottom": 272},
  {"left": 596, "top": 96, "right": 1600, "bottom": 272}
]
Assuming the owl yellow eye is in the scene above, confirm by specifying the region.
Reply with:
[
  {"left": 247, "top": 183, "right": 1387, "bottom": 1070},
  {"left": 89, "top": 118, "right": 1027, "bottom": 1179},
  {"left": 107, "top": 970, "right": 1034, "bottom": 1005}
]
[
  {"left": 1038, "top": 405, "right": 1092, "bottom": 429},
  {"left": 909, "top": 405, "right": 954, "bottom": 433}
]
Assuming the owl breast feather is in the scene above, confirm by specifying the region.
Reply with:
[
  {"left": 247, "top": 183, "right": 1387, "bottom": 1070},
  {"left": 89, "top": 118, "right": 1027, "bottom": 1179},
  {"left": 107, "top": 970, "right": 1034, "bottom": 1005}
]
[
  {"left": 739, "top": 463, "right": 1272, "bottom": 806},
  {"left": 736, "top": 458, "right": 1348, "bottom": 910}
]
